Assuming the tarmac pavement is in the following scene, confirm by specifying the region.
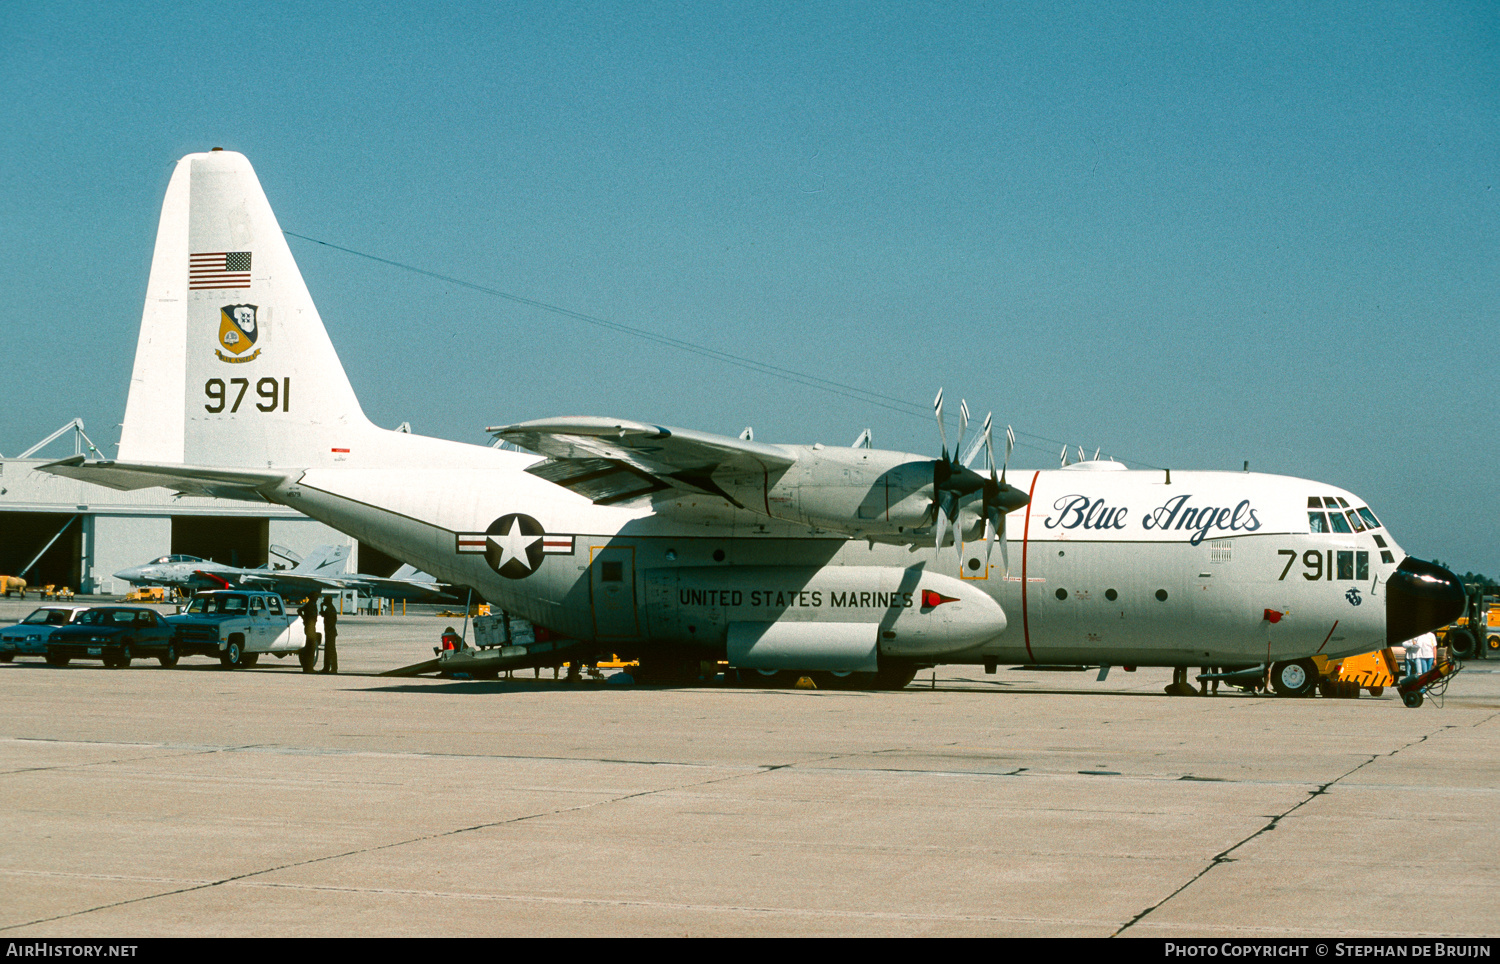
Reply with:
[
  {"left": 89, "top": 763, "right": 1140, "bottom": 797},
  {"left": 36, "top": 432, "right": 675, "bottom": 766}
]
[{"left": 0, "top": 599, "right": 1495, "bottom": 937}]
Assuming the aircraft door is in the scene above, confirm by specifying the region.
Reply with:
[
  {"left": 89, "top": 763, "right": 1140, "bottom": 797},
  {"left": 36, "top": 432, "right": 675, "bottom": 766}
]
[{"left": 590, "top": 545, "right": 641, "bottom": 642}]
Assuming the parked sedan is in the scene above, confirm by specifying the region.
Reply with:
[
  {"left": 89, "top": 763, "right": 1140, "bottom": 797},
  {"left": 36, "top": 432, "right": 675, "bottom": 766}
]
[
  {"left": 0, "top": 606, "right": 92, "bottom": 662},
  {"left": 45, "top": 608, "right": 177, "bottom": 668}
]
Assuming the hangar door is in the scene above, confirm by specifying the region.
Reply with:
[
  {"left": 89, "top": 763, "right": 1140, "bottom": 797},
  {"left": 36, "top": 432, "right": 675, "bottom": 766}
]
[
  {"left": 0, "top": 512, "right": 83, "bottom": 588},
  {"left": 171, "top": 516, "right": 269, "bottom": 569}
]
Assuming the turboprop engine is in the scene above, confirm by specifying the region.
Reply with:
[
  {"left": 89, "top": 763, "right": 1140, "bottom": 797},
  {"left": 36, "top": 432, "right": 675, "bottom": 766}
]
[{"left": 643, "top": 566, "right": 1008, "bottom": 672}]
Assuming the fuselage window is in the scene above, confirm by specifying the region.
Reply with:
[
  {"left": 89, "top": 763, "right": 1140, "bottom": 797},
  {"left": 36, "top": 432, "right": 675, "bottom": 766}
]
[
  {"left": 1337, "top": 551, "right": 1354, "bottom": 580},
  {"left": 1356, "top": 551, "right": 1369, "bottom": 580}
]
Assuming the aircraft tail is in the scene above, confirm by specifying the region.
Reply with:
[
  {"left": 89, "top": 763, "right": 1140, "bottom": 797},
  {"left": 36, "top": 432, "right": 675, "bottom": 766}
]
[
  {"left": 292, "top": 544, "right": 351, "bottom": 576},
  {"left": 118, "top": 149, "right": 383, "bottom": 469}
]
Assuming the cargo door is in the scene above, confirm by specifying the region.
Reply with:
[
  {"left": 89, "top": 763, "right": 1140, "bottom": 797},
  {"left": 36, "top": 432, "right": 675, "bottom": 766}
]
[{"left": 590, "top": 545, "right": 641, "bottom": 642}]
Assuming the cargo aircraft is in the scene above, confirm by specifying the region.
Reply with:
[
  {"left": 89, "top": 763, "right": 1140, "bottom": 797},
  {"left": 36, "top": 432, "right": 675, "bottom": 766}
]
[{"left": 42, "top": 151, "right": 1466, "bottom": 692}]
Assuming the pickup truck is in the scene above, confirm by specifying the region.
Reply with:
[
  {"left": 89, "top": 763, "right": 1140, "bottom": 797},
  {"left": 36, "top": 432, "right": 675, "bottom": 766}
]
[{"left": 167, "top": 590, "right": 318, "bottom": 670}]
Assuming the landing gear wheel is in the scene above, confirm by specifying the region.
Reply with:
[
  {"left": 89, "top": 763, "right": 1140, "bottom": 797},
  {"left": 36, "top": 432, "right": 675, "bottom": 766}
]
[
  {"left": 1402, "top": 690, "right": 1424, "bottom": 708},
  {"left": 220, "top": 641, "right": 244, "bottom": 669},
  {"left": 159, "top": 643, "right": 179, "bottom": 668},
  {"left": 737, "top": 668, "right": 787, "bottom": 687},
  {"left": 1271, "top": 659, "right": 1317, "bottom": 698},
  {"left": 872, "top": 662, "right": 919, "bottom": 691}
]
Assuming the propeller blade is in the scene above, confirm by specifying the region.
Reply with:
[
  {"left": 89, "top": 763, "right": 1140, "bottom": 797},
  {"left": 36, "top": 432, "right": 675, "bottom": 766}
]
[
  {"left": 954, "top": 399, "right": 969, "bottom": 465},
  {"left": 933, "top": 388, "right": 948, "bottom": 458},
  {"left": 935, "top": 500, "right": 949, "bottom": 551},
  {"left": 962, "top": 411, "right": 992, "bottom": 469},
  {"left": 998, "top": 514, "right": 1010, "bottom": 575}
]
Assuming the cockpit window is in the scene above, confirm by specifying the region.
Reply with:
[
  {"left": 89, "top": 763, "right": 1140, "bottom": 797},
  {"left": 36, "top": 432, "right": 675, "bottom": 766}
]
[
  {"left": 1309, "top": 512, "right": 1329, "bottom": 533},
  {"left": 1358, "top": 507, "right": 1381, "bottom": 529},
  {"left": 1307, "top": 497, "right": 1322, "bottom": 509},
  {"left": 1322, "top": 497, "right": 1340, "bottom": 509},
  {"left": 1345, "top": 510, "right": 1366, "bottom": 532},
  {"left": 1328, "top": 512, "right": 1352, "bottom": 534}
]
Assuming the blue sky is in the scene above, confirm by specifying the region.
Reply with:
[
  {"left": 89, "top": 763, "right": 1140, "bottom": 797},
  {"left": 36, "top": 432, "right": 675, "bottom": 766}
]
[{"left": 2, "top": 2, "right": 1495, "bottom": 574}]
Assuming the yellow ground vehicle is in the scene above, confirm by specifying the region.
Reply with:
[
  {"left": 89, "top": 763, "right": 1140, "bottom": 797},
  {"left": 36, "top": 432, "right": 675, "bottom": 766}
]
[
  {"left": 1438, "top": 596, "right": 1498, "bottom": 657},
  {"left": 1311, "top": 649, "right": 1398, "bottom": 698}
]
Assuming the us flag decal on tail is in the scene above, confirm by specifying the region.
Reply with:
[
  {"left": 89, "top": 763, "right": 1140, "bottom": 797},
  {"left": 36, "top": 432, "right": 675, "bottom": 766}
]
[{"left": 190, "top": 251, "right": 252, "bottom": 289}]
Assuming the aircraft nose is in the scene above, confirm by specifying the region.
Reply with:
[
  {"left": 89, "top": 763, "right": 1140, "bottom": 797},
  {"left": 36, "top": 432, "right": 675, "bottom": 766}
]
[
  {"left": 114, "top": 566, "right": 143, "bottom": 582},
  {"left": 1386, "top": 556, "right": 1466, "bottom": 646}
]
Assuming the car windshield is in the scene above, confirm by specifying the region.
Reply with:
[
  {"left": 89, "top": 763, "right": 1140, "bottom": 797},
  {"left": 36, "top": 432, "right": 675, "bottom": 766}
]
[
  {"left": 75, "top": 610, "right": 137, "bottom": 626},
  {"left": 185, "top": 594, "right": 249, "bottom": 615},
  {"left": 21, "top": 609, "right": 75, "bottom": 626}
]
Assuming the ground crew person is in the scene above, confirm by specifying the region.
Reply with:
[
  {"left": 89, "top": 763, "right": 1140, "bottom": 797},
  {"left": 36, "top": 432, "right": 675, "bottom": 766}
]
[
  {"left": 320, "top": 596, "right": 339, "bottom": 673},
  {"left": 298, "top": 595, "right": 320, "bottom": 673}
]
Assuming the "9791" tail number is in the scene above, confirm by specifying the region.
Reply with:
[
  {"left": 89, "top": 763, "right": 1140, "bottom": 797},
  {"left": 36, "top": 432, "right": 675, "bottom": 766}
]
[{"left": 205, "top": 377, "right": 290, "bottom": 413}]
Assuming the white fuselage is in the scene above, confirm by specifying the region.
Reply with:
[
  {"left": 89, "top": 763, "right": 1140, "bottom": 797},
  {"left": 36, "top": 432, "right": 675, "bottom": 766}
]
[{"left": 272, "top": 442, "right": 1394, "bottom": 669}]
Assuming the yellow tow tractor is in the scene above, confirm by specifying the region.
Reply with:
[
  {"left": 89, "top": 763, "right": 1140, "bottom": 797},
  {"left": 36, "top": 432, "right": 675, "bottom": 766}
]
[{"left": 1310, "top": 648, "right": 1399, "bottom": 699}]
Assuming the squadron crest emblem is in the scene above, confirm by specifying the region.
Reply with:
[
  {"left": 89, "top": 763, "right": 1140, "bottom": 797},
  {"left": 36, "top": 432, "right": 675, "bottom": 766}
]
[{"left": 216, "top": 304, "right": 261, "bottom": 363}]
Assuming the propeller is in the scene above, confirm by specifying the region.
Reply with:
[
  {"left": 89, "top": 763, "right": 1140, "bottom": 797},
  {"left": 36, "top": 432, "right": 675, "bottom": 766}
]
[{"left": 929, "top": 391, "right": 1029, "bottom": 570}]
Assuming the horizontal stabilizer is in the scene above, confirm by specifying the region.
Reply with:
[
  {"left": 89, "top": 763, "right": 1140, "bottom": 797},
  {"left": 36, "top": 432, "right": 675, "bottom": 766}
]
[{"left": 39, "top": 455, "right": 289, "bottom": 501}]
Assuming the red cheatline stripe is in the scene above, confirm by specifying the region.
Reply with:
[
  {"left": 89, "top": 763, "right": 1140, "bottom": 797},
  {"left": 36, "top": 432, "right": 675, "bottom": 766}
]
[
  {"left": 1020, "top": 469, "right": 1041, "bottom": 663},
  {"left": 331, "top": 448, "right": 350, "bottom": 453}
]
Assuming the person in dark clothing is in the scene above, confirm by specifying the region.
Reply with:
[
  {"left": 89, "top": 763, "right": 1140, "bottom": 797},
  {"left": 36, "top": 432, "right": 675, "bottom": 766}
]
[
  {"left": 319, "top": 596, "right": 338, "bottom": 673},
  {"left": 298, "top": 596, "right": 320, "bottom": 673}
]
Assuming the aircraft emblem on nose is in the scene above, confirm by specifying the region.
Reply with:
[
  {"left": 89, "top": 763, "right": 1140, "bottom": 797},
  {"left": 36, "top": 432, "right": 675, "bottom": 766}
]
[{"left": 1345, "top": 587, "right": 1362, "bottom": 606}]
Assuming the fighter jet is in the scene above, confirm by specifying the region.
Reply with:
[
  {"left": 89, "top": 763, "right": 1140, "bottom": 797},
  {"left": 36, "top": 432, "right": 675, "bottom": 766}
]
[
  {"left": 42, "top": 150, "right": 1466, "bottom": 692},
  {"left": 114, "top": 545, "right": 453, "bottom": 602}
]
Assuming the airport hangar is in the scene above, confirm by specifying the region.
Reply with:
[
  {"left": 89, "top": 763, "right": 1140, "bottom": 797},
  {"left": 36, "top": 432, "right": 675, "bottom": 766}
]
[{"left": 0, "top": 423, "right": 406, "bottom": 594}]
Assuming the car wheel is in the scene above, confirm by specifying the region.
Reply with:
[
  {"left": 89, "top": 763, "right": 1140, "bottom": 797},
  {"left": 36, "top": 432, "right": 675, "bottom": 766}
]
[
  {"left": 220, "top": 640, "right": 243, "bottom": 669},
  {"left": 45, "top": 653, "right": 69, "bottom": 666},
  {"left": 242, "top": 652, "right": 260, "bottom": 667},
  {"left": 1271, "top": 659, "right": 1317, "bottom": 698},
  {"left": 1402, "top": 690, "right": 1424, "bottom": 708},
  {"left": 159, "top": 643, "right": 179, "bottom": 668},
  {"left": 0, "top": 653, "right": 13, "bottom": 664}
]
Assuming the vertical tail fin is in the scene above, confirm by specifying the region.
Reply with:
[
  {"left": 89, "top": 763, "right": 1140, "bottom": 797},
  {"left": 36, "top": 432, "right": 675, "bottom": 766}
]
[
  {"left": 292, "top": 544, "right": 351, "bottom": 576},
  {"left": 119, "top": 150, "right": 377, "bottom": 469}
]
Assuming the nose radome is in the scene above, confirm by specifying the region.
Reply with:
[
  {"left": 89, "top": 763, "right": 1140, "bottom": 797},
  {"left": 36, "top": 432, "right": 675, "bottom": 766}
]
[{"left": 1386, "top": 557, "right": 1466, "bottom": 646}]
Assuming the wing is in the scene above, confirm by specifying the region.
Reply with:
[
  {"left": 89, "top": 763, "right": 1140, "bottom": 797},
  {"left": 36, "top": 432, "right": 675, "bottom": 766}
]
[{"left": 488, "top": 417, "right": 797, "bottom": 507}]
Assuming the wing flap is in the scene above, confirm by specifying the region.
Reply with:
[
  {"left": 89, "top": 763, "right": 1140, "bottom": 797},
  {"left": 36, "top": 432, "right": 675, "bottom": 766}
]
[{"left": 489, "top": 417, "right": 797, "bottom": 479}]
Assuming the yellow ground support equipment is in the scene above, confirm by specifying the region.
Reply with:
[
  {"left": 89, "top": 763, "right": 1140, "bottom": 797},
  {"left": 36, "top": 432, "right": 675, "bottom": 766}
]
[{"left": 1311, "top": 648, "right": 1398, "bottom": 698}]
